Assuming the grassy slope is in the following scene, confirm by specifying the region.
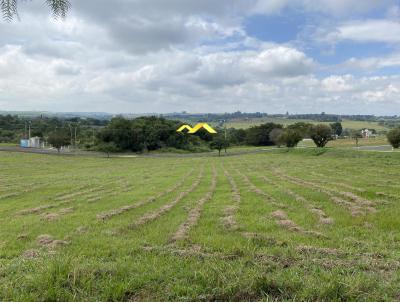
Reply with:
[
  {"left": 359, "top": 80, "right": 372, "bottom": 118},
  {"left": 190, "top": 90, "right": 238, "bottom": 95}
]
[{"left": 0, "top": 150, "right": 400, "bottom": 301}]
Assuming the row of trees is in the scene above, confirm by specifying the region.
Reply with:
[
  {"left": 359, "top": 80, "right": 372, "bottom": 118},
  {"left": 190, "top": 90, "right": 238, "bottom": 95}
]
[
  {"left": 230, "top": 122, "right": 337, "bottom": 148},
  {"left": 4, "top": 113, "right": 400, "bottom": 154},
  {"left": 95, "top": 116, "right": 212, "bottom": 156},
  {"left": 45, "top": 118, "right": 340, "bottom": 155}
]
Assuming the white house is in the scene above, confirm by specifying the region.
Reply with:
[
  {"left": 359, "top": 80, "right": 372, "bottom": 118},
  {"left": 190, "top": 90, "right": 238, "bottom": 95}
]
[{"left": 361, "top": 129, "right": 373, "bottom": 139}]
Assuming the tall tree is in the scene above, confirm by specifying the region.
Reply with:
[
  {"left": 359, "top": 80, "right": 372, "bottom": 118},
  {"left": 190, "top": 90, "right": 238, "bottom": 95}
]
[
  {"left": 330, "top": 122, "right": 343, "bottom": 137},
  {"left": 1, "top": 0, "right": 70, "bottom": 21}
]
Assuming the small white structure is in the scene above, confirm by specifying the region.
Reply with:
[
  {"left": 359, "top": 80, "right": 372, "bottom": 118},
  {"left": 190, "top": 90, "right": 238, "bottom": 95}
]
[
  {"left": 29, "top": 137, "right": 41, "bottom": 148},
  {"left": 21, "top": 137, "right": 42, "bottom": 148},
  {"left": 361, "top": 129, "right": 373, "bottom": 139}
]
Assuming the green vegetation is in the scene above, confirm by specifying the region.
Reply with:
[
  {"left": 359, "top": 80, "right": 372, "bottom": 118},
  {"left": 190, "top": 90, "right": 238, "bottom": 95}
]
[
  {"left": 0, "top": 114, "right": 107, "bottom": 146},
  {"left": 281, "top": 129, "right": 303, "bottom": 148},
  {"left": 225, "top": 117, "right": 391, "bottom": 132},
  {"left": 387, "top": 128, "right": 400, "bottom": 149},
  {"left": 48, "top": 131, "right": 70, "bottom": 153},
  {"left": 310, "top": 124, "right": 333, "bottom": 148},
  {"left": 1, "top": 149, "right": 400, "bottom": 300},
  {"left": 0, "top": 114, "right": 393, "bottom": 153}
]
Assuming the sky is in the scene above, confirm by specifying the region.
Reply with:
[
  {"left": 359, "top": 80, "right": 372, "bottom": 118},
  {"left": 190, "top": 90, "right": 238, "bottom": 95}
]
[{"left": 1, "top": 0, "right": 400, "bottom": 115}]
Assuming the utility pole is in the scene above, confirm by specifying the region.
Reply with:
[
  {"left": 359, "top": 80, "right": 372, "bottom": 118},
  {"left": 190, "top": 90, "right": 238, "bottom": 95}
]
[
  {"left": 28, "top": 121, "right": 31, "bottom": 140},
  {"left": 68, "top": 123, "right": 73, "bottom": 147},
  {"left": 224, "top": 120, "right": 227, "bottom": 140},
  {"left": 74, "top": 124, "right": 78, "bottom": 147}
]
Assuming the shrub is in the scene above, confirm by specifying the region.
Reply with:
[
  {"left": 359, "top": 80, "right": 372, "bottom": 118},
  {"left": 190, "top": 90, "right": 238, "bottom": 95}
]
[
  {"left": 310, "top": 124, "right": 332, "bottom": 148},
  {"left": 387, "top": 128, "right": 400, "bottom": 149},
  {"left": 269, "top": 128, "right": 284, "bottom": 147},
  {"left": 281, "top": 129, "right": 303, "bottom": 148}
]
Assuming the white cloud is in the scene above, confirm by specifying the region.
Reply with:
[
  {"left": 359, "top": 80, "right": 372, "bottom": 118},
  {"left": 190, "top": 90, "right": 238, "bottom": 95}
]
[
  {"left": 322, "top": 75, "right": 354, "bottom": 92},
  {"left": 340, "top": 53, "right": 400, "bottom": 71},
  {"left": 0, "top": 0, "right": 400, "bottom": 115},
  {"left": 252, "top": 0, "right": 395, "bottom": 16},
  {"left": 338, "top": 20, "right": 400, "bottom": 44}
]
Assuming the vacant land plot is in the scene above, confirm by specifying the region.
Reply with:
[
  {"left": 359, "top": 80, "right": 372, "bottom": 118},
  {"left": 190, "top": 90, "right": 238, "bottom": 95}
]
[{"left": 0, "top": 149, "right": 400, "bottom": 301}]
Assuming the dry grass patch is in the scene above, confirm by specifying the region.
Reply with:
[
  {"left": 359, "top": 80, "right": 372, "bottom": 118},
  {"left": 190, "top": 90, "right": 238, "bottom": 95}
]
[
  {"left": 37, "top": 234, "right": 69, "bottom": 250},
  {"left": 17, "top": 204, "right": 56, "bottom": 215},
  {"left": 22, "top": 249, "right": 40, "bottom": 259},
  {"left": 270, "top": 210, "right": 324, "bottom": 238},
  {"left": 97, "top": 169, "right": 194, "bottom": 221},
  {"left": 232, "top": 167, "right": 285, "bottom": 208},
  {"left": 127, "top": 167, "right": 205, "bottom": 229},
  {"left": 40, "top": 207, "right": 74, "bottom": 221},
  {"left": 273, "top": 168, "right": 376, "bottom": 216},
  {"left": 172, "top": 166, "right": 217, "bottom": 241},
  {"left": 221, "top": 167, "right": 241, "bottom": 231}
]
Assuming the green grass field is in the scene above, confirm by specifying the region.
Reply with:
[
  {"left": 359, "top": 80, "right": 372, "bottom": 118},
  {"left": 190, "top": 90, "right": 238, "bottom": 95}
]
[
  {"left": 1, "top": 149, "right": 400, "bottom": 301},
  {"left": 225, "top": 117, "right": 389, "bottom": 132}
]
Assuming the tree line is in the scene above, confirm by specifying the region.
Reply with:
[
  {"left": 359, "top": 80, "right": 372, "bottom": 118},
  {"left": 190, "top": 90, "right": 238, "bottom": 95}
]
[{"left": 2, "top": 114, "right": 400, "bottom": 154}]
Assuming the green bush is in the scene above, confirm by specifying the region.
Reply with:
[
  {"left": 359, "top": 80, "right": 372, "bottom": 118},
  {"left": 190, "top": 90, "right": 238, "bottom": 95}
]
[
  {"left": 310, "top": 124, "right": 333, "bottom": 148},
  {"left": 281, "top": 129, "right": 303, "bottom": 148},
  {"left": 387, "top": 128, "right": 400, "bottom": 148}
]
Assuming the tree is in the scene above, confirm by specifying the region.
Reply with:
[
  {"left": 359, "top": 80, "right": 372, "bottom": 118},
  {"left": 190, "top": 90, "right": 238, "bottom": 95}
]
[
  {"left": 245, "top": 123, "right": 283, "bottom": 146},
  {"left": 96, "top": 142, "right": 119, "bottom": 158},
  {"left": 286, "top": 122, "right": 313, "bottom": 138},
  {"left": 47, "top": 131, "right": 69, "bottom": 153},
  {"left": 387, "top": 128, "right": 400, "bottom": 149},
  {"left": 210, "top": 134, "right": 229, "bottom": 156},
  {"left": 281, "top": 129, "right": 303, "bottom": 148},
  {"left": 330, "top": 122, "right": 343, "bottom": 137},
  {"left": 96, "top": 116, "right": 208, "bottom": 153},
  {"left": 227, "top": 128, "right": 246, "bottom": 145},
  {"left": 269, "top": 128, "right": 284, "bottom": 147},
  {"left": 310, "top": 124, "right": 332, "bottom": 148},
  {"left": 1, "top": 0, "right": 70, "bottom": 21}
]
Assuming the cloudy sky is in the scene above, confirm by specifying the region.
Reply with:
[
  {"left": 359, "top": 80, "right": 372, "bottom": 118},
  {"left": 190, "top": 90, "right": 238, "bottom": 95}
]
[{"left": 1, "top": 0, "right": 400, "bottom": 115}]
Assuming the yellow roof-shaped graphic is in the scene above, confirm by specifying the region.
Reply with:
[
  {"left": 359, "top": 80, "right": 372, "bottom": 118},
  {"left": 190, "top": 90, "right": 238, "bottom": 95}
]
[
  {"left": 177, "top": 123, "right": 217, "bottom": 134},
  {"left": 176, "top": 125, "right": 193, "bottom": 132},
  {"left": 188, "top": 123, "right": 217, "bottom": 134}
]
